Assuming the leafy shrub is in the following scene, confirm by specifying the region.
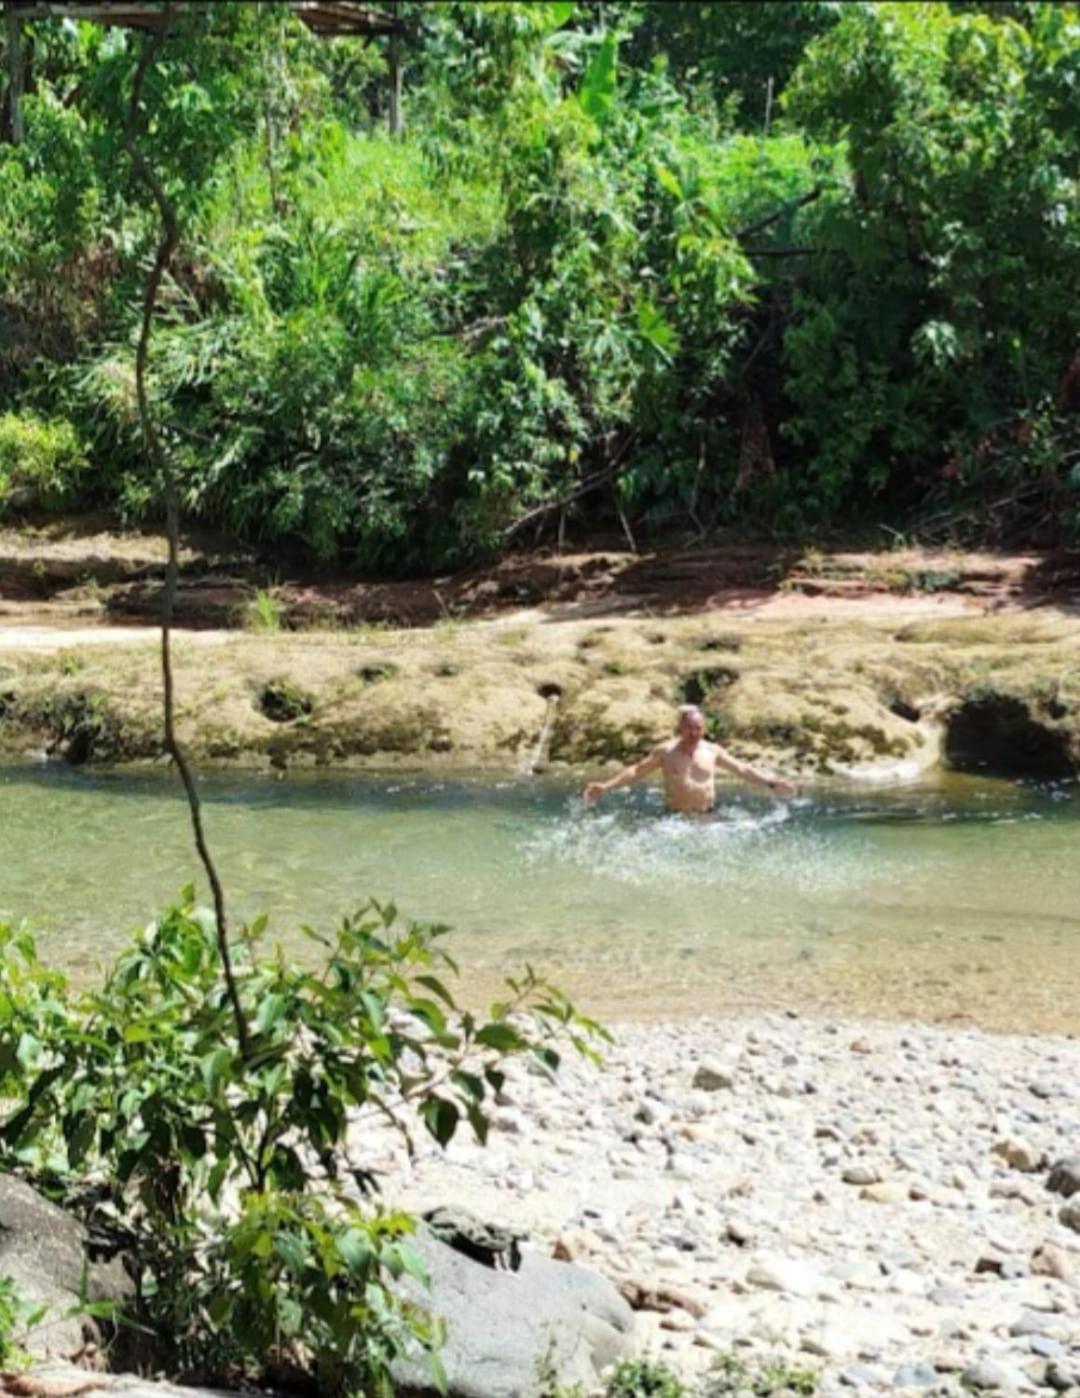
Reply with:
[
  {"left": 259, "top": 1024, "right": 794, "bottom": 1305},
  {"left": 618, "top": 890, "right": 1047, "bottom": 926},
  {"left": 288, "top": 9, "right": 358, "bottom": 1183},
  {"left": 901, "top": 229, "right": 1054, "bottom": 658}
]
[
  {"left": 0, "top": 1274, "right": 47, "bottom": 1370},
  {"left": 0, "top": 894, "right": 603, "bottom": 1394},
  {"left": 0, "top": 412, "right": 85, "bottom": 512},
  {"left": 606, "top": 1358, "right": 686, "bottom": 1397}
]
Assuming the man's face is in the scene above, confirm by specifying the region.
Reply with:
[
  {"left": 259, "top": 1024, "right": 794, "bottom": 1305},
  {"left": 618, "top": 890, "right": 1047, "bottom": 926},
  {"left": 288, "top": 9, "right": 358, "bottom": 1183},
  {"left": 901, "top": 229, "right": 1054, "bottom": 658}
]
[{"left": 678, "top": 712, "right": 705, "bottom": 744}]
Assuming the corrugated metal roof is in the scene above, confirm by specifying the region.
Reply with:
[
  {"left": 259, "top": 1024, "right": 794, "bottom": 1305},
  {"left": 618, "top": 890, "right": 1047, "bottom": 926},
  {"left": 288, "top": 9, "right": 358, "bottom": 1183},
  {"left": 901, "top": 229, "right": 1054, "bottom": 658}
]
[{"left": 3, "top": 1, "right": 404, "bottom": 38}]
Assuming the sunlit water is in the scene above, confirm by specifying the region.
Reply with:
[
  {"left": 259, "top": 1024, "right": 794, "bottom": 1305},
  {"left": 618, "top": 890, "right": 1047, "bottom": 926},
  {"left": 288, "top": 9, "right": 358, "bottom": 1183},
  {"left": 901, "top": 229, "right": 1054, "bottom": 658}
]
[{"left": 1, "top": 765, "right": 1078, "bottom": 1031}]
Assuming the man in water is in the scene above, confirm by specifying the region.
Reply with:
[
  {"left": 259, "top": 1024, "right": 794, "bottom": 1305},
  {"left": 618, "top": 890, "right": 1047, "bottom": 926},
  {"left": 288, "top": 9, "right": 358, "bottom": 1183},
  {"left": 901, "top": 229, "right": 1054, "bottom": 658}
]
[{"left": 582, "top": 704, "right": 797, "bottom": 813}]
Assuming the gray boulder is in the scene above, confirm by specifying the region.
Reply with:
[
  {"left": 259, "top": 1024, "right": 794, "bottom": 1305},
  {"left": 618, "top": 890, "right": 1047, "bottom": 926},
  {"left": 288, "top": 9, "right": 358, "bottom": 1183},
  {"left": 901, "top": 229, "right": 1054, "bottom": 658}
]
[
  {"left": 0, "top": 1174, "right": 130, "bottom": 1359},
  {"left": 392, "top": 1226, "right": 636, "bottom": 1397}
]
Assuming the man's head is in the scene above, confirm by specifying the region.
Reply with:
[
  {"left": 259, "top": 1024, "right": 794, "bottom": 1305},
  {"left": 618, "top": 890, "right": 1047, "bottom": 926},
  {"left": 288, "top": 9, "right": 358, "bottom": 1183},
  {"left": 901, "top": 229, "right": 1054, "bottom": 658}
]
[{"left": 675, "top": 704, "right": 706, "bottom": 743}]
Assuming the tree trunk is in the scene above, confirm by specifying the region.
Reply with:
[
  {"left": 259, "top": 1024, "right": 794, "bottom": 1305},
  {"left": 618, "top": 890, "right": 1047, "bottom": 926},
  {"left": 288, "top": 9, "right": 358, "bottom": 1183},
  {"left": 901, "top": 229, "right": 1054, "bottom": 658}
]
[
  {"left": 388, "top": 0, "right": 403, "bottom": 135},
  {"left": 5, "top": 8, "right": 25, "bottom": 145}
]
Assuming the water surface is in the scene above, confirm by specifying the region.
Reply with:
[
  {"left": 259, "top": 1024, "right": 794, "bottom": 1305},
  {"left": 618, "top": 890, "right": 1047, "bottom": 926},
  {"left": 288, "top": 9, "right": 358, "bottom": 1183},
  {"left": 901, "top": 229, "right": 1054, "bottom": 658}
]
[{"left": 1, "top": 765, "right": 1077, "bottom": 1031}]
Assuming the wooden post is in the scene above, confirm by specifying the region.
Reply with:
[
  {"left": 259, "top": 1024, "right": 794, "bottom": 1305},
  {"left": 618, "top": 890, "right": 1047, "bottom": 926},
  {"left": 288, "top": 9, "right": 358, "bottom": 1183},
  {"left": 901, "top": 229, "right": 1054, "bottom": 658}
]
[
  {"left": 6, "top": 6, "right": 25, "bottom": 145},
  {"left": 387, "top": 0, "right": 402, "bottom": 136}
]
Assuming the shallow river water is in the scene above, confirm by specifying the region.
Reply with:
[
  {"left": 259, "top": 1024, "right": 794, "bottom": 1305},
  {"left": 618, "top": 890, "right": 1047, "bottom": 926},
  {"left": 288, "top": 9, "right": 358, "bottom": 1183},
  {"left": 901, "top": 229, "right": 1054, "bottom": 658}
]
[{"left": 1, "top": 765, "right": 1078, "bottom": 1032}]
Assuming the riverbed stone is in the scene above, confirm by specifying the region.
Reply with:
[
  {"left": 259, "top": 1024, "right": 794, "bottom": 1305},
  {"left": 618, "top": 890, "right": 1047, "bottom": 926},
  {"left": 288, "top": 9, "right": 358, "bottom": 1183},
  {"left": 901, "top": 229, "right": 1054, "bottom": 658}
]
[
  {"left": 993, "top": 1138, "right": 1044, "bottom": 1173},
  {"left": 390, "top": 1227, "right": 635, "bottom": 1397},
  {"left": 693, "top": 1061, "right": 736, "bottom": 1092},
  {"left": 0, "top": 1174, "right": 131, "bottom": 1359},
  {"left": 1058, "top": 1198, "right": 1080, "bottom": 1233},
  {"left": 1047, "top": 1157, "right": 1080, "bottom": 1199},
  {"left": 961, "top": 1358, "right": 1027, "bottom": 1391}
]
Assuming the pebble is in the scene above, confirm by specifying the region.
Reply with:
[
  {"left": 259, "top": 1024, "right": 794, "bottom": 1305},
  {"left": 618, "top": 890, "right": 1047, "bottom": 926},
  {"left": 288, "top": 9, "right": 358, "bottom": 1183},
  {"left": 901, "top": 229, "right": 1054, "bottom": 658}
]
[
  {"left": 1046, "top": 1156, "right": 1080, "bottom": 1199},
  {"left": 860, "top": 1181, "right": 907, "bottom": 1204},
  {"left": 374, "top": 1013, "right": 1080, "bottom": 1393},
  {"left": 893, "top": 1363, "right": 938, "bottom": 1387},
  {"left": 746, "top": 1257, "right": 822, "bottom": 1298},
  {"left": 993, "top": 1137, "right": 1043, "bottom": 1173},
  {"left": 1059, "top": 1198, "right": 1080, "bottom": 1233},
  {"left": 692, "top": 1061, "right": 736, "bottom": 1092},
  {"left": 962, "top": 1358, "right": 1027, "bottom": 1390},
  {"left": 842, "top": 1164, "right": 881, "bottom": 1186}
]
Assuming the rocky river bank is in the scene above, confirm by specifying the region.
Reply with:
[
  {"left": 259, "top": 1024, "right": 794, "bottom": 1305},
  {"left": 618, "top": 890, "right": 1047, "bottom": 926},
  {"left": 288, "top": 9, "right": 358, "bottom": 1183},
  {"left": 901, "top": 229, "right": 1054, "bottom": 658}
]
[{"left": 366, "top": 1013, "right": 1080, "bottom": 1396}]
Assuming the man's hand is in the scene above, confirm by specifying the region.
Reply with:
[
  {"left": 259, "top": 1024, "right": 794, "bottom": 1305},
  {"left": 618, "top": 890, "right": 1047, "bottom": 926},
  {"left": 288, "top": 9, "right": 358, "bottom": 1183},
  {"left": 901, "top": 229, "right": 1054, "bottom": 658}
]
[
  {"left": 769, "top": 776, "right": 798, "bottom": 798},
  {"left": 582, "top": 782, "right": 606, "bottom": 803}
]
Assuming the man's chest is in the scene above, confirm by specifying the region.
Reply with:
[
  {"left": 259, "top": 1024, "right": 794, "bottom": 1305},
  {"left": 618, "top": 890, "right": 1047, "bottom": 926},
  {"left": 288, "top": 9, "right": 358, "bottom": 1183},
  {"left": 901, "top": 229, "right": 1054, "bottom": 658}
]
[{"left": 665, "top": 747, "right": 715, "bottom": 783}]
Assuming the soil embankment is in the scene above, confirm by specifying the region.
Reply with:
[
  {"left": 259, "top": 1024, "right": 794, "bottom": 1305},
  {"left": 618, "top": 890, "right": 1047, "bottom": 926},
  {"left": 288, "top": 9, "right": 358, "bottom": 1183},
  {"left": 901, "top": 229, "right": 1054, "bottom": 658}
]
[{"left": 4, "top": 520, "right": 1080, "bottom": 781}]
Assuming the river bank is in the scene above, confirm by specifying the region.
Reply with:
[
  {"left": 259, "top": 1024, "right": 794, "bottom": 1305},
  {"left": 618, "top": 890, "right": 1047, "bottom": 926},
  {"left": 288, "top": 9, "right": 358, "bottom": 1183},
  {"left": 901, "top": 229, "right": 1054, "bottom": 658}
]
[
  {"left": 373, "top": 1012, "right": 1080, "bottom": 1396},
  {"left": 2, "top": 607, "right": 1080, "bottom": 783},
  {"left": 4, "top": 521, "right": 1080, "bottom": 781}
]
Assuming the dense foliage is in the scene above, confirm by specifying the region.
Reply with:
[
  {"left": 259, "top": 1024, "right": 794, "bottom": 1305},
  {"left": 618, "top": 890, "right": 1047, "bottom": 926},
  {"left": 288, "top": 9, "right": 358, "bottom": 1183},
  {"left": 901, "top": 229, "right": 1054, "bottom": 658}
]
[
  {"left": 0, "top": 893, "right": 602, "bottom": 1392},
  {"left": 1, "top": 0, "right": 1078, "bottom": 566}
]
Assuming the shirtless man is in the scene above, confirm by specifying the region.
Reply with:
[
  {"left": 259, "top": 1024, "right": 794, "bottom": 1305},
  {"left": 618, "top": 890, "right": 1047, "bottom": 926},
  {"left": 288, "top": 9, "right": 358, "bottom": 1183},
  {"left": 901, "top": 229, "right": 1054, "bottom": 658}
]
[{"left": 582, "top": 704, "right": 796, "bottom": 813}]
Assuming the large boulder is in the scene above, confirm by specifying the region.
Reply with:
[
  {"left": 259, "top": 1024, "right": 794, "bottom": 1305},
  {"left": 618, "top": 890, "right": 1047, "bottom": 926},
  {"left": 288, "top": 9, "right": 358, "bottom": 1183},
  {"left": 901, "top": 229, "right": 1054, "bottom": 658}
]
[
  {"left": 0, "top": 1174, "right": 129, "bottom": 1359},
  {"left": 392, "top": 1226, "right": 636, "bottom": 1398}
]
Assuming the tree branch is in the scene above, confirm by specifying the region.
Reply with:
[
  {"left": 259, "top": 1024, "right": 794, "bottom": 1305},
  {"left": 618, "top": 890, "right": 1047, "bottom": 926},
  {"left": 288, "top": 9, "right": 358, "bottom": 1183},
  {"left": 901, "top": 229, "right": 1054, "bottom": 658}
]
[
  {"left": 735, "top": 183, "right": 822, "bottom": 242},
  {"left": 123, "top": 10, "right": 251, "bottom": 1060}
]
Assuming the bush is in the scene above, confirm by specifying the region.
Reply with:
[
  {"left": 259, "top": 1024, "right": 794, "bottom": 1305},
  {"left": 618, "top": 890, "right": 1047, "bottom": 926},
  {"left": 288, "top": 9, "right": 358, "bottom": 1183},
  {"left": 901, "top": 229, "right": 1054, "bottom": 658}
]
[
  {"left": 0, "top": 412, "right": 85, "bottom": 512},
  {"left": 0, "top": 894, "right": 604, "bottom": 1394}
]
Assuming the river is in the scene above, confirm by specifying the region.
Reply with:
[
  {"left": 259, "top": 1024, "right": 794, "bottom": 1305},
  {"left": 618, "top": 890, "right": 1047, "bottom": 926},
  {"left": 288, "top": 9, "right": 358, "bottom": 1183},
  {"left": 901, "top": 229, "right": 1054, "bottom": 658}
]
[{"left": 1, "top": 765, "right": 1077, "bottom": 1031}]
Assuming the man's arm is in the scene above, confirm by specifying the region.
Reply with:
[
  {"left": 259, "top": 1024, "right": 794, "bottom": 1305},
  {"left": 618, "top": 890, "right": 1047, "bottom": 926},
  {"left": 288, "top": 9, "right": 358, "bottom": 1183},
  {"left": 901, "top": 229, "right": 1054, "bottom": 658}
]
[
  {"left": 713, "top": 743, "right": 797, "bottom": 798},
  {"left": 582, "top": 747, "right": 664, "bottom": 803}
]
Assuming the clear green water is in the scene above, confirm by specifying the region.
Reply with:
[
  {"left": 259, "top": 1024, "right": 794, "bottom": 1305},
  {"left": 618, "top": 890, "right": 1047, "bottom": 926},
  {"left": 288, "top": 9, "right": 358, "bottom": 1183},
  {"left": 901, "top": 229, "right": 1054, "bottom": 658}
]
[{"left": 2, "top": 765, "right": 1078, "bottom": 1031}]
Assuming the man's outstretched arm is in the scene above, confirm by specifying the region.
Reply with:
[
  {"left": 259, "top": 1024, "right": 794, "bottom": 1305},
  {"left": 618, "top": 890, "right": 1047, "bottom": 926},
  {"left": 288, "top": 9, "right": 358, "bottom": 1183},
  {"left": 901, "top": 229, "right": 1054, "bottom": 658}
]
[
  {"left": 582, "top": 747, "right": 664, "bottom": 803},
  {"left": 714, "top": 744, "right": 797, "bottom": 797}
]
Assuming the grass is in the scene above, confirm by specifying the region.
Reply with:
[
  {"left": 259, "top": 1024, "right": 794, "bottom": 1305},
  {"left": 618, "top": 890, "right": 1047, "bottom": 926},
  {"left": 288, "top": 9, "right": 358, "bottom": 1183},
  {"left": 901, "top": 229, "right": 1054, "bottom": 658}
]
[{"left": 242, "top": 587, "right": 286, "bottom": 634}]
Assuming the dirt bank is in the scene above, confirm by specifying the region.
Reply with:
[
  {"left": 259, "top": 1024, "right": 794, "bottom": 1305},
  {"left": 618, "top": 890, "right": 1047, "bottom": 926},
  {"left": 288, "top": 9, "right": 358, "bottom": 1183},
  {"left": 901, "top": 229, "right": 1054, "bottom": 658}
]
[
  {"left": 5, "top": 520, "right": 1080, "bottom": 778},
  {"left": 3, "top": 606, "right": 1080, "bottom": 781}
]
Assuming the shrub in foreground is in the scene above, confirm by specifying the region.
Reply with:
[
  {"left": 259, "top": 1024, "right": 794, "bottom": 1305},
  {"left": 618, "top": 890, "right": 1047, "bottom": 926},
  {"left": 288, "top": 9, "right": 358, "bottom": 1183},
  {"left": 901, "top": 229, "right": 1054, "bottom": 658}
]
[{"left": 0, "top": 893, "right": 604, "bottom": 1394}]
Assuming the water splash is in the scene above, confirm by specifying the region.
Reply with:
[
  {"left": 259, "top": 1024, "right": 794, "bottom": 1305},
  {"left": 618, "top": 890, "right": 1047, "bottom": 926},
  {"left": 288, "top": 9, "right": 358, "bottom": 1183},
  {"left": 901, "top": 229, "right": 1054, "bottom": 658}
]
[{"left": 520, "top": 798, "right": 869, "bottom": 894}]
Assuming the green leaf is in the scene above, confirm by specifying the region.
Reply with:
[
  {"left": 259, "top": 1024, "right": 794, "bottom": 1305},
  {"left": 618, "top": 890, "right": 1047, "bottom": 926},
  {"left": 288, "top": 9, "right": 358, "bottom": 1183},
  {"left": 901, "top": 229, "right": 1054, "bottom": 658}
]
[
  {"left": 255, "top": 993, "right": 287, "bottom": 1035},
  {"left": 654, "top": 163, "right": 684, "bottom": 200},
  {"left": 201, "top": 1048, "right": 232, "bottom": 1095},
  {"left": 579, "top": 31, "right": 618, "bottom": 123},
  {"left": 15, "top": 1032, "right": 41, "bottom": 1069},
  {"left": 274, "top": 1230, "right": 308, "bottom": 1275},
  {"left": 475, "top": 1023, "right": 522, "bottom": 1052},
  {"left": 337, "top": 1225, "right": 372, "bottom": 1274},
  {"left": 421, "top": 1097, "right": 459, "bottom": 1148}
]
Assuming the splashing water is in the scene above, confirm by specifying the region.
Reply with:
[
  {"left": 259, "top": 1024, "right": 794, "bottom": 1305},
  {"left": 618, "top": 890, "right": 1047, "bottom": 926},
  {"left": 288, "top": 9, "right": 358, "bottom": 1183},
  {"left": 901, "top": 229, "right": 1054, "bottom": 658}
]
[{"left": 522, "top": 798, "right": 869, "bottom": 895}]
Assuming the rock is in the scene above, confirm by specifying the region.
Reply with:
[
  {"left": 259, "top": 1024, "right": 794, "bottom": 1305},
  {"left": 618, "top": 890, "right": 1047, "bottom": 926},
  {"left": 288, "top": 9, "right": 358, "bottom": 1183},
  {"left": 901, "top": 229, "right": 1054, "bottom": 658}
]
[
  {"left": 1030, "top": 1336, "right": 1066, "bottom": 1359},
  {"left": 859, "top": 1182, "right": 907, "bottom": 1204},
  {"left": 1030, "top": 1242, "right": 1072, "bottom": 1280},
  {"left": 1059, "top": 1197, "right": 1080, "bottom": 1233},
  {"left": 839, "top": 1363, "right": 886, "bottom": 1388},
  {"left": 746, "top": 1257, "right": 822, "bottom": 1298},
  {"left": 1047, "top": 1157, "right": 1080, "bottom": 1199},
  {"left": 993, "top": 1138, "right": 1044, "bottom": 1173},
  {"left": 4, "top": 1364, "right": 231, "bottom": 1398},
  {"left": 842, "top": 1164, "right": 881, "bottom": 1187},
  {"left": 1046, "top": 1361, "right": 1080, "bottom": 1393},
  {"left": 0, "top": 1175, "right": 131, "bottom": 1360},
  {"left": 893, "top": 1363, "right": 938, "bottom": 1387},
  {"left": 961, "top": 1358, "right": 1026, "bottom": 1391},
  {"left": 692, "top": 1062, "right": 735, "bottom": 1092},
  {"left": 391, "top": 1228, "right": 635, "bottom": 1398}
]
